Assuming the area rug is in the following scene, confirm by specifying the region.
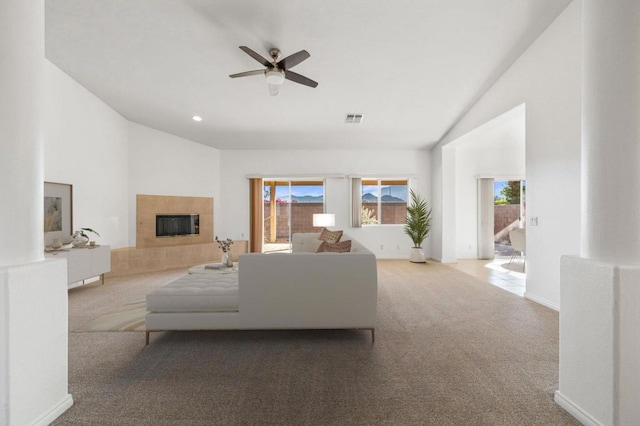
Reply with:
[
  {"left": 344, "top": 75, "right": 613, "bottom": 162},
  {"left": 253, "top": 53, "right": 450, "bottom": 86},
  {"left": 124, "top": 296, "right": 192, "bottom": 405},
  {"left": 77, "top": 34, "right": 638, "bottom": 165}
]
[{"left": 74, "top": 299, "right": 146, "bottom": 332}]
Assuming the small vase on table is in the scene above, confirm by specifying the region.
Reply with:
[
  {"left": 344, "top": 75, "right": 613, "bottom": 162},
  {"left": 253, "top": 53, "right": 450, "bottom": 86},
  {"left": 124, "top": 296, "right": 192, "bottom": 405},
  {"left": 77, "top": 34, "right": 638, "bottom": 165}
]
[
  {"left": 216, "top": 236, "right": 234, "bottom": 268},
  {"left": 222, "top": 251, "right": 233, "bottom": 268}
]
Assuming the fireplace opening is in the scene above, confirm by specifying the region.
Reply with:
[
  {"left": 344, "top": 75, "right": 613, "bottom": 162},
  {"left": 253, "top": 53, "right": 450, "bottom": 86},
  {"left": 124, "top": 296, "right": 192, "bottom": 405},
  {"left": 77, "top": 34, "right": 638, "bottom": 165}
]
[{"left": 156, "top": 214, "right": 200, "bottom": 237}]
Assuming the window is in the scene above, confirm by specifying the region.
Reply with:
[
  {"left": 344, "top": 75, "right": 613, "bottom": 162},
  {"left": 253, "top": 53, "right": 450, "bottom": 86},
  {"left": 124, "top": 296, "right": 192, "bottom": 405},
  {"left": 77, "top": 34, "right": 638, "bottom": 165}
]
[{"left": 361, "top": 179, "right": 408, "bottom": 225}]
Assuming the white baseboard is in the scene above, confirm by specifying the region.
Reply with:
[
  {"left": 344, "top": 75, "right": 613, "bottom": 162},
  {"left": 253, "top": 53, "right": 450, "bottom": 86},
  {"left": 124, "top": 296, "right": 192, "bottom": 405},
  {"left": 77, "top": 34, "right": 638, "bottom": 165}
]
[
  {"left": 554, "top": 391, "right": 602, "bottom": 426},
  {"left": 33, "top": 394, "right": 73, "bottom": 426},
  {"left": 524, "top": 291, "right": 559, "bottom": 311}
]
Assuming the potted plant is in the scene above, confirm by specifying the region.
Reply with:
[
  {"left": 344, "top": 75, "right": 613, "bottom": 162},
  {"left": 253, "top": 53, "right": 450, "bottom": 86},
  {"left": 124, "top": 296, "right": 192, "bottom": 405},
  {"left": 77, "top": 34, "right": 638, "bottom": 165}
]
[{"left": 404, "top": 189, "right": 432, "bottom": 263}]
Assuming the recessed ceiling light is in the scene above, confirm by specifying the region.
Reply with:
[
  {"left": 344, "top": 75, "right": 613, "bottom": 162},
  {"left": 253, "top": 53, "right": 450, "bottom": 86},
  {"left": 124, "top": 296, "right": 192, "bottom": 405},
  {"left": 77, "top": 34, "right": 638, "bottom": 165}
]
[{"left": 192, "top": 115, "right": 202, "bottom": 122}]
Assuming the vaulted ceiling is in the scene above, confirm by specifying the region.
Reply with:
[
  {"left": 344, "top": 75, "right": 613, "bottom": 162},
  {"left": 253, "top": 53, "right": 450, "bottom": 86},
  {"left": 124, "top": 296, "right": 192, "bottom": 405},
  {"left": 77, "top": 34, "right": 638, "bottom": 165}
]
[{"left": 45, "top": 0, "right": 572, "bottom": 150}]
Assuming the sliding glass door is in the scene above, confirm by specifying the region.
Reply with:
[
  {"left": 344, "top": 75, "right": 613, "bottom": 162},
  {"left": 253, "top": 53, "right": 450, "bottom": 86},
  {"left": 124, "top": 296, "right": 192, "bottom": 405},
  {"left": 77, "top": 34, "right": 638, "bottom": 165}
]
[
  {"left": 493, "top": 179, "right": 526, "bottom": 258},
  {"left": 263, "top": 180, "right": 324, "bottom": 253}
]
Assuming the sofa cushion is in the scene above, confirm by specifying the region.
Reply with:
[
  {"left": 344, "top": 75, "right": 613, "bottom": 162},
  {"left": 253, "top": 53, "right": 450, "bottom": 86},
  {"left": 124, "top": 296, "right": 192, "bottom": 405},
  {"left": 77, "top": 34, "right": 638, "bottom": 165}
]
[
  {"left": 319, "top": 228, "right": 343, "bottom": 244},
  {"left": 146, "top": 274, "right": 239, "bottom": 313},
  {"left": 291, "top": 234, "right": 323, "bottom": 253},
  {"left": 310, "top": 238, "right": 324, "bottom": 252},
  {"left": 318, "top": 240, "right": 352, "bottom": 253}
]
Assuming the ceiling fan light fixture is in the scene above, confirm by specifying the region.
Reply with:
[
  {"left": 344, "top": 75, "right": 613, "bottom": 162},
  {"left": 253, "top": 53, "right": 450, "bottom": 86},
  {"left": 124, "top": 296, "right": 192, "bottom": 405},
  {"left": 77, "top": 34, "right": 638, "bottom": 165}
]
[
  {"left": 265, "top": 69, "right": 285, "bottom": 85},
  {"left": 231, "top": 46, "right": 317, "bottom": 94},
  {"left": 268, "top": 84, "right": 280, "bottom": 96}
]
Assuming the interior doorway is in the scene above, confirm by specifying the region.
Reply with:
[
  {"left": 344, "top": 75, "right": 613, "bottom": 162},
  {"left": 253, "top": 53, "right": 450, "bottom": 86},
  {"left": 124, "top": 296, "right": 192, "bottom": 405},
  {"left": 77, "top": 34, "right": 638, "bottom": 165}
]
[
  {"left": 262, "top": 179, "right": 325, "bottom": 253},
  {"left": 449, "top": 104, "right": 527, "bottom": 295},
  {"left": 467, "top": 177, "right": 527, "bottom": 296}
]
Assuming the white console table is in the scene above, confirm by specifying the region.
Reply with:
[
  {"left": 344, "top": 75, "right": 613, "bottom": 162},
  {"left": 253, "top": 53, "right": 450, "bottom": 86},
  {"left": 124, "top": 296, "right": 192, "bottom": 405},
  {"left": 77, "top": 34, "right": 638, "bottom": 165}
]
[{"left": 45, "top": 245, "right": 111, "bottom": 289}]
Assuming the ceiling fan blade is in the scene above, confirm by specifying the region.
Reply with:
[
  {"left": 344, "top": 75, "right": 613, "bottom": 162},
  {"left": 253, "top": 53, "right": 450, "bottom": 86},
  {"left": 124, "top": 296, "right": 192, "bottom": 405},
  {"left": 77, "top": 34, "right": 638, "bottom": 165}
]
[
  {"left": 229, "top": 69, "right": 265, "bottom": 78},
  {"left": 239, "top": 46, "right": 273, "bottom": 68},
  {"left": 268, "top": 83, "right": 280, "bottom": 96},
  {"left": 284, "top": 70, "right": 318, "bottom": 88},
  {"left": 277, "top": 50, "right": 310, "bottom": 70}
]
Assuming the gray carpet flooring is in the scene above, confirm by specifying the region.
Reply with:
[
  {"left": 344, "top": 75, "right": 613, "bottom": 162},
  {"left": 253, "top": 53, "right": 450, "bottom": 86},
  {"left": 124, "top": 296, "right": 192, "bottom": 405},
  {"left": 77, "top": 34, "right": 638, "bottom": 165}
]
[{"left": 53, "top": 260, "right": 578, "bottom": 425}]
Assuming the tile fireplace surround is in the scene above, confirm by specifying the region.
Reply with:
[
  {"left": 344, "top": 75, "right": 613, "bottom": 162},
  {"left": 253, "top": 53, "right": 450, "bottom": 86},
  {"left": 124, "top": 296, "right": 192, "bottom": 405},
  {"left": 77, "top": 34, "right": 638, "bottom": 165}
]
[{"left": 107, "top": 194, "right": 247, "bottom": 277}]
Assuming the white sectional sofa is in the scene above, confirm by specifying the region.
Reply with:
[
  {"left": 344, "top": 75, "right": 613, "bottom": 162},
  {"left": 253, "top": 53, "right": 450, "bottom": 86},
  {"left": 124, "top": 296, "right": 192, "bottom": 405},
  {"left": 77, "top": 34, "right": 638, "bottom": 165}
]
[{"left": 145, "top": 232, "right": 378, "bottom": 344}]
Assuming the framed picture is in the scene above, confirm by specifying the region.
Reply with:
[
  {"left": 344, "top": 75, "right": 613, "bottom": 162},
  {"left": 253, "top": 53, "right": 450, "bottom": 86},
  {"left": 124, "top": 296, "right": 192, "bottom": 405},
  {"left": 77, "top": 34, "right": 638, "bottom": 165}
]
[{"left": 44, "top": 181, "right": 73, "bottom": 247}]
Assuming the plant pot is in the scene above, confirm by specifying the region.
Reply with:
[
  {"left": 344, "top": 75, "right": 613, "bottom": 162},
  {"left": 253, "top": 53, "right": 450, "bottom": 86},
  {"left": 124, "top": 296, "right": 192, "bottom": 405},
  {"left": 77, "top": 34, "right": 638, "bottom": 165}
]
[{"left": 410, "top": 247, "right": 426, "bottom": 263}]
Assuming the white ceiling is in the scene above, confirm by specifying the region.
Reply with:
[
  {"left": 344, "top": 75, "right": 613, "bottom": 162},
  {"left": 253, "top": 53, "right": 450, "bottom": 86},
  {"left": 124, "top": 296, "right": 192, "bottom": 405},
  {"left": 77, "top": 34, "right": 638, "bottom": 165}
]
[{"left": 45, "top": 0, "right": 571, "bottom": 150}]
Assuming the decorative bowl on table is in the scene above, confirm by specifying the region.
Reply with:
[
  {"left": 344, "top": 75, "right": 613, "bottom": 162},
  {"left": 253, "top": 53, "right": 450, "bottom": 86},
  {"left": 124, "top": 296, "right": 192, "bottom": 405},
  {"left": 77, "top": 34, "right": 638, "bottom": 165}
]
[{"left": 72, "top": 235, "right": 89, "bottom": 247}]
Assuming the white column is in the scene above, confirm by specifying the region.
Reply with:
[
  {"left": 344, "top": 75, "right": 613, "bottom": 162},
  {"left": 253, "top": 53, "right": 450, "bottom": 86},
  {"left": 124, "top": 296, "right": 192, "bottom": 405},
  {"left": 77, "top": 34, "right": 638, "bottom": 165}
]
[
  {"left": 0, "top": 2, "right": 45, "bottom": 266},
  {"left": 556, "top": 1, "right": 640, "bottom": 425},
  {"left": 0, "top": 1, "right": 73, "bottom": 424},
  {"left": 581, "top": 0, "right": 640, "bottom": 264}
]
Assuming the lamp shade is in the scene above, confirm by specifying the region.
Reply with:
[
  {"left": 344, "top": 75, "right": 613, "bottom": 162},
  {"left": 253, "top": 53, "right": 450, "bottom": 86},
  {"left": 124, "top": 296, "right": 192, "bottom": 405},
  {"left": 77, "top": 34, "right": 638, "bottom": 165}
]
[{"left": 313, "top": 213, "right": 335, "bottom": 227}]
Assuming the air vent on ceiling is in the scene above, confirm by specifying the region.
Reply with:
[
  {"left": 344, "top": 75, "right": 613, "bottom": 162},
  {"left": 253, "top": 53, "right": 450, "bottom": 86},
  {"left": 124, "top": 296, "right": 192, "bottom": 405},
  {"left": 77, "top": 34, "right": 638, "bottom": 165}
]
[{"left": 345, "top": 113, "right": 364, "bottom": 124}]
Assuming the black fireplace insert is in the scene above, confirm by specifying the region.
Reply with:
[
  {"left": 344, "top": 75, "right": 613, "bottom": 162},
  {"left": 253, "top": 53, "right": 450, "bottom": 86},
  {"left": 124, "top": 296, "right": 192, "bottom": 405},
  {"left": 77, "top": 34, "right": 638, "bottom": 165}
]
[{"left": 156, "top": 214, "right": 199, "bottom": 237}]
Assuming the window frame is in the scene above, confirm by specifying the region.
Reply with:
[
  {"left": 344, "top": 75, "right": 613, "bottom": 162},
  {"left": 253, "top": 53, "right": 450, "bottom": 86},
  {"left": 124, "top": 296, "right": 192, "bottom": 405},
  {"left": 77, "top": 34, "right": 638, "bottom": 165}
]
[{"left": 360, "top": 178, "right": 410, "bottom": 227}]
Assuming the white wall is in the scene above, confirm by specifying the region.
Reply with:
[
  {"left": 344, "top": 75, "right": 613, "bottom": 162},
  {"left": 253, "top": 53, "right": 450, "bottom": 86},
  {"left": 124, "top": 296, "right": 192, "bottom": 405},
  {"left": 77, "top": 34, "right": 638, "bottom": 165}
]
[
  {"left": 44, "top": 62, "right": 222, "bottom": 249},
  {"left": 219, "top": 149, "right": 431, "bottom": 259},
  {"left": 454, "top": 108, "right": 526, "bottom": 258},
  {"left": 44, "top": 61, "right": 129, "bottom": 248},
  {"left": 431, "top": 0, "right": 581, "bottom": 309},
  {"left": 2, "top": 3, "right": 72, "bottom": 423},
  {"left": 127, "top": 122, "right": 221, "bottom": 246}
]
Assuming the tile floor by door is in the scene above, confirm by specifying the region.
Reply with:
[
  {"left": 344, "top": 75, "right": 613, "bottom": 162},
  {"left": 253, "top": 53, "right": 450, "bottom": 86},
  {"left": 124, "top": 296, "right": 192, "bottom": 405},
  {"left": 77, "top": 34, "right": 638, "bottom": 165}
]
[{"left": 449, "top": 256, "right": 526, "bottom": 297}]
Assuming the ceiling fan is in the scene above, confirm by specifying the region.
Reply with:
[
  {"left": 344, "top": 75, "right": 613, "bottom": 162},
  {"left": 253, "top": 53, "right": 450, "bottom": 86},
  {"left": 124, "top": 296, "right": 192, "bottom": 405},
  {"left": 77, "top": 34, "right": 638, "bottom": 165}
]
[{"left": 229, "top": 46, "right": 318, "bottom": 96}]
